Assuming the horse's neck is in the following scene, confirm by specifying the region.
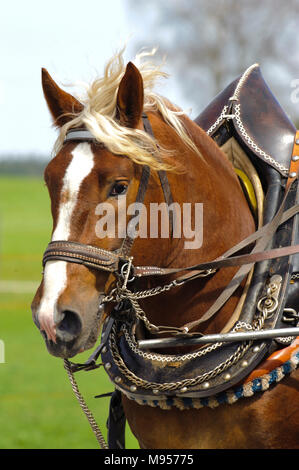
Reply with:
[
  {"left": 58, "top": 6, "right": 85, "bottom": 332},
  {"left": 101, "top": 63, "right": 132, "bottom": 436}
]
[{"left": 134, "top": 116, "right": 255, "bottom": 333}]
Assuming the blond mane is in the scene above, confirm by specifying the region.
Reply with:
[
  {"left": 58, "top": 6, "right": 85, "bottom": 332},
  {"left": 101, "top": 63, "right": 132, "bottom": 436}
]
[{"left": 54, "top": 48, "right": 201, "bottom": 171}]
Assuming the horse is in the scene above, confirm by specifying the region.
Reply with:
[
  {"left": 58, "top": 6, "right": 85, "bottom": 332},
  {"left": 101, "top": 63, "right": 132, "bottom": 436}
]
[{"left": 31, "top": 49, "right": 299, "bottom": 449}]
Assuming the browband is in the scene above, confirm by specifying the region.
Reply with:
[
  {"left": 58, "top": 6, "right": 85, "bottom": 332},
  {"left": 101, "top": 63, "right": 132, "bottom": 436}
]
[{"left": 64, "top": 128, "right": 95, "bottom": 142}]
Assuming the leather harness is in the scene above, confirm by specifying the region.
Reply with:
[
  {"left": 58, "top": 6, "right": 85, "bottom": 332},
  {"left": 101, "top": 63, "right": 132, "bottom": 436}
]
[{"left": 42, "top": 67, "right": 299, "bottom": 449}]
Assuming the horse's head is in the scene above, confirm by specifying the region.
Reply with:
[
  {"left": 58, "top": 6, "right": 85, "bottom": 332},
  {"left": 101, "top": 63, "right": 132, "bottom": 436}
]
[
  {"left": 31, "top": 55, "right": 195, "bottom": 358},
  {"left": 32, "top": 51, "right": 255, "bottom": 360}
]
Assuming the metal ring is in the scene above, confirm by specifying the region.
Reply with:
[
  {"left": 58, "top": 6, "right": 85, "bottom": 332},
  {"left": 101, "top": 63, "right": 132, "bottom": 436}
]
[
  {"left": 257, "top": 296, "right": 279, "bottom": 316},
  {"left": 120, "top": 262, "right": 135, "bottom": 283}
]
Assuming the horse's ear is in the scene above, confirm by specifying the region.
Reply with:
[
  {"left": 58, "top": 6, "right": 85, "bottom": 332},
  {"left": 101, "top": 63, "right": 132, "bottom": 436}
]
[
  {"left": 116, "top": 62, "right": 144, "bottom": 128},
  {"left": 41, "top": 68, "right": 83, "bottom": 127}
]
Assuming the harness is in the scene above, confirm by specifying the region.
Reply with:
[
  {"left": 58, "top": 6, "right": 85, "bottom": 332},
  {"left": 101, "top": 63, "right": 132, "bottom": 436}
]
[{"left": 43, "top": 66, "right": 299, "bottom": 449}]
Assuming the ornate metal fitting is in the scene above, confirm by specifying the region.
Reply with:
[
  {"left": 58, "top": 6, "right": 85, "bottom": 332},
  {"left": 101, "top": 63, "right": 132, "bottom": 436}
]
[
  {"left": 119, "top": 257, "right": 135, "bottom": 286},
  {"left": 257, "top": 274, "right": 282, "bottom": 319},
  {"left": 282, "top": 308, "right": 299, "bottom": 326}
]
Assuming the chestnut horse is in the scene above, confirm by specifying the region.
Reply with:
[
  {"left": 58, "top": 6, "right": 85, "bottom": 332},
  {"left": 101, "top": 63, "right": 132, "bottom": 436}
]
[{"left": 31, "top": 51, "right": 299, "bottom": 449}]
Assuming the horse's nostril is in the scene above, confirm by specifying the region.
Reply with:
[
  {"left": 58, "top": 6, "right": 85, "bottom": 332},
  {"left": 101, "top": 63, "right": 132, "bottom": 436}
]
[{"left": 56, "top": 310, "right": 82, "bottom": 343}]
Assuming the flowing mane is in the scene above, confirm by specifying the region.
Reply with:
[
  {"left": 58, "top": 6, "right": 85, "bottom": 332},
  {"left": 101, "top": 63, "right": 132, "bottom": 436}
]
[{"left": 54, "top": 48, "right": 200, "bottom": 171}]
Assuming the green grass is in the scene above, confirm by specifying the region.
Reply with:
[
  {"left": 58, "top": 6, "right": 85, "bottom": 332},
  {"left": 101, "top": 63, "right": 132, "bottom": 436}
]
[
  {"left": 0, "top": 177, "right": 51, "bottom": 280},
  {"left": 0, "top": 176, "right": 138, "bottom": 449}
]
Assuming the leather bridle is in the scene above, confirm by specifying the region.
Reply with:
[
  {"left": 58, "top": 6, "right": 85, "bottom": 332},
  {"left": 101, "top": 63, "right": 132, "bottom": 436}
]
[{"left": 43, "top": 113, "right": 174, "bottom": 278}]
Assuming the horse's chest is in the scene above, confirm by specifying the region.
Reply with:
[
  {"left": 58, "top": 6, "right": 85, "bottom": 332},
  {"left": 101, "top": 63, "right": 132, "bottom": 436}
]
[{"left": 122, "top": 374, "right": 299, "bottom": 449}]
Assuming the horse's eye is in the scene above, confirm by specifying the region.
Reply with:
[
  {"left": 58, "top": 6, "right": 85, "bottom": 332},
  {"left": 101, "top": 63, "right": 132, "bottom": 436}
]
[{"left": 109, "top": 182, "right": 128, "bottom": 197}]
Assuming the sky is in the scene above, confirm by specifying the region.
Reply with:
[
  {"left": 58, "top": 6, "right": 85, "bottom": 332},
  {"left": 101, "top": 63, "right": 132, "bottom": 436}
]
[{"left": 0, "top": 0, "right": 187, "bottom": 158}]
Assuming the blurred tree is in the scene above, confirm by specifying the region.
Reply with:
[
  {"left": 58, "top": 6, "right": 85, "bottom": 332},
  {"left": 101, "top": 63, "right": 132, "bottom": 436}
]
[{"left": 126, "top": 0, "right": 299, "bottom": 121}]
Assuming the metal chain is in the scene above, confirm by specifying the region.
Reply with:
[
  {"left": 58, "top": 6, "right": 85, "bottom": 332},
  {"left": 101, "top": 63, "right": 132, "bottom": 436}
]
[
  {"left": 102, "top": 269, "right": 215, "bottom": 304},
  {"left": 122, "top": 320, "right": 253, "bottom": 364},
  {"left": 122, "top": 323, "right": 223, "bottom": 363},
  {"left": 103, "top": 269, "right": 216, "bottom": 335},
  {"left": 64, "top": 359, "right": 108, "bottom": 449},
  {"left": 109, "top": 323, "right": 251, "bottom": 392},
  {"left": 107, "top": 301, "right": 270, "bottom": 394}
]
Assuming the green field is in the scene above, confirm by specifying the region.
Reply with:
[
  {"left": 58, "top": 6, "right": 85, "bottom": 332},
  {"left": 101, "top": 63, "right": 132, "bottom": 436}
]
[{"left": 0, "top": 176, "right": 138, "bottom": 449}]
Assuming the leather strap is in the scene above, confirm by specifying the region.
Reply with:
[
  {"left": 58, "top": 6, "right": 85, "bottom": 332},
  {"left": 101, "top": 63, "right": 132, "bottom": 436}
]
[
  {"left": 120, "top": 163, "right": 151, "bottom": 257},
  {"left": 243, "top": 337, "right": 299, "bottom": 383},
  {"left": 134, "top": 199, "right": 299, "bottom": 278},
  {"left": 181, "top": 134, "right": 299, "bottom": 331},
  {"left": 286, "top": 130, "right": 299, "bottom": 190},
  {"left": 42, "top": 204, "right": 299, "bottom": 277},
  {"left": 43, "top": 240, "right": 120, "bottom": 272},
  {"left": 121, "top": 113, "right": 174, "bottom": 256}
]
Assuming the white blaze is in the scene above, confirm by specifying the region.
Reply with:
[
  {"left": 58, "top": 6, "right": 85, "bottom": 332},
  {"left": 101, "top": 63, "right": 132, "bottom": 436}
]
[{"left": 38, "top": 143, "right": 95, "bottom": 342}]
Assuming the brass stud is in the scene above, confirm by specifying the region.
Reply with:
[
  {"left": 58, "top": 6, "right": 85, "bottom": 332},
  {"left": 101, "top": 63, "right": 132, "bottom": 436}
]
[
  {"left": 130, "top": 385, "right": 137, "bottom": 392},
  {"left": 152, "top": 389, "right": 159, "bottom": 395},
  {"left": 180, "top": 387, "right": 188, "bottom": 393},
  {"left": 253, "top": 346, "right": 260, "bottom": 353},
  {"left": 292, "top": 155, "right": 299, "bottom": 162},
  {"left": 202, "top": 382, "right": 210, "bottom": 389},
  {"left": 296, "top": 139, "right": 299, "bottom": 145},
  {"left": 101, "top": 346, "right": 107, "bottom": 354},
  {"left": 224, "top": 373, "right": 231, "bottom": 381},
  {"left": 241, "top": 360, "right": 248, "bottom": 367},
  {"left": 115, "top": 376, "right": 122, "bottom": 383},
  {"left": 105, "top": 362, "right": 111, "bottom": 370},
  {"left": 289, "top": 172, "right": 297, "bottom": 178}
]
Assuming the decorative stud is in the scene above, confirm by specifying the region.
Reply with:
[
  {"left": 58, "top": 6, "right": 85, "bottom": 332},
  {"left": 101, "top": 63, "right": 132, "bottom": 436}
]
[
  {"left": 130, "top": 385, "right": 137, "bottom": 392},
  {"left": 224, "top": 373, "right": 231, "bottom": 381},
  {"left": 296, "top": 139, "right": 299, "bottom": 145},
  {"left": 292, "top": 155, "right": 299, "bottom": 162},
  {"left": 152, "top": 389, "right": 159, "bottom": 395},
  {"left": 253, "top": 346, "right": 260, "bottom": 352},
  {"left": 115, "top": 376, "right": 122, "bottom": 383},
  {"left": 289, "top": 172, "right": 297, "bottom": 178},
  {"left": 101, "top": 346, "right": 107, "bottom": 354},
  {"left": 202, "top": 382, "right": 210, "bottom": 389},
  {"left": 241, "top": 360, "right": 248, "bottom": 367},
  {"left": 105, "top": 362, "right": 111, "bottom": 370},
  {"left": 180, "top": 387, "right": 188, "bottom": 393}
]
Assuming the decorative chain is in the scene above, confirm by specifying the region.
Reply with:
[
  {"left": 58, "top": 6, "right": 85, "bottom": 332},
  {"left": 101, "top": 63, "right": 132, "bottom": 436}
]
[
  {"left": 109, "top": 322, "right": 251, "bottom": 392},
  {"left": 107, "top": 297, "right": 270, "bottom": 394},
  {"left": 122, "top": 321, "right": 255, "bottom": 365},
  {"left": 103, "top": 269, "right": 215, "bottom": 304},
  {"left": 121, "top": 323, "right": 223, "bottom": 363},
  {"left": 103, "top": 267, "right": 216, "bottom": 335},
  {"left": 234, "top": 104, "right": 289, "bottom": 175},
  {"left": 64, "top": 359, "right": 108, "bottom": 449},
  {"left": 206, "top": 106, "right": 229, "bottom": 135}
]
